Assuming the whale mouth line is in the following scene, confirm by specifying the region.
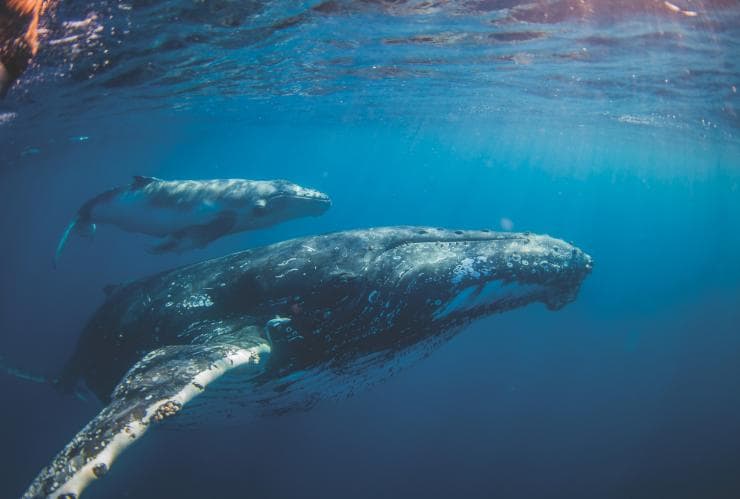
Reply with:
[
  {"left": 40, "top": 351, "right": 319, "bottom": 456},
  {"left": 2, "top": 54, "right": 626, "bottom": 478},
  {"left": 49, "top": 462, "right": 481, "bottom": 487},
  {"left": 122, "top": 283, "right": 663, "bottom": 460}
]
[
  {"left": 269, "top": 194, "right": 331, "bottom": 203},
  {"left": 432, "top": 279, "right": 548, "bottom": 321}
]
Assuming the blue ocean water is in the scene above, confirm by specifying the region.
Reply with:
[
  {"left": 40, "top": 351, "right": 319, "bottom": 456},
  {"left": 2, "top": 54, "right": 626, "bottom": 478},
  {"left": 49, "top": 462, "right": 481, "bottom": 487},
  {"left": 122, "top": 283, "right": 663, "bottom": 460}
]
[{"left": 1, "top": 1, "right": 740, "bottom": 498}]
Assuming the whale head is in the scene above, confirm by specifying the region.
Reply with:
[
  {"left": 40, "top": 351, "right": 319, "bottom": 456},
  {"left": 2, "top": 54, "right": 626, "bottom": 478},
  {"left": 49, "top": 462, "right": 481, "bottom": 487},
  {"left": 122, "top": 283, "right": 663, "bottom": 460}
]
[
  {"left": 264, "top": 227, "right": 592, "bottom": 369},
  {"left": 360, "top": 228, "right": 592, "bottom": 325},
  {"left": 253, "top": 180, "right": 331, "bottom": 224}
]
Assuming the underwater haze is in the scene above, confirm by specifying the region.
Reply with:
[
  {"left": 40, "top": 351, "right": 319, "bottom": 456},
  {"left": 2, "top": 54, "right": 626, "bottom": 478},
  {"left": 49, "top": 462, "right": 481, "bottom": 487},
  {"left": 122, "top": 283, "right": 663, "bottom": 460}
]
[{"left": 1, "top": 0, "right": 740, "bottom": 498}]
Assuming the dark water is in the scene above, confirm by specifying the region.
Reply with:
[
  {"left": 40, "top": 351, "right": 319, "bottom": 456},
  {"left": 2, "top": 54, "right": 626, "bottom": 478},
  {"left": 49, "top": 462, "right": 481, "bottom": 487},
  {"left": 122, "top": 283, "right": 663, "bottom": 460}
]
[{"left": 1, "top": 1, "right": 740, "bottom": 498}]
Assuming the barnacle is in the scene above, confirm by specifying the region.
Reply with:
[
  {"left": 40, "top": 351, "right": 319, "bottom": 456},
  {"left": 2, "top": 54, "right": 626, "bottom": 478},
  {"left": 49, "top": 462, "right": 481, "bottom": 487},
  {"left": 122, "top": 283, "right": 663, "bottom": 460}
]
[{"left": 151, "top": 400, "right": 182, "bottom": 422}]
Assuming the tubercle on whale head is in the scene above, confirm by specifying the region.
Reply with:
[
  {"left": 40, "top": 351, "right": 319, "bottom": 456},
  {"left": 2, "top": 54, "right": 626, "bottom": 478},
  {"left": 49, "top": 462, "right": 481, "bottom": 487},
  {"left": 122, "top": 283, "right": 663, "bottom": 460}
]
[{"left": 543, "top": 245, "right": 593, "bottom": 310}]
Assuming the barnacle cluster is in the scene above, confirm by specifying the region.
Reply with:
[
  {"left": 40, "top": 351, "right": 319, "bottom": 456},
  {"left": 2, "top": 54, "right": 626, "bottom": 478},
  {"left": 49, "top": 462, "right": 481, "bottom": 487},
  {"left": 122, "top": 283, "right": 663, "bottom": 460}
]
[{"left": 152, "top": 400, "right": 182, "bottom": 422}]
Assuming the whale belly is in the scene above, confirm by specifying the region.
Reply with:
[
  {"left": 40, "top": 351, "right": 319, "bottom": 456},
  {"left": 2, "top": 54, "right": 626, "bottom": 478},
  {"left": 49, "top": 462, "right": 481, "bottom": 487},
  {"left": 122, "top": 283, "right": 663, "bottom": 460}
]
[{"left": 91, "top": 194, "right": 223, "bottom": 237}]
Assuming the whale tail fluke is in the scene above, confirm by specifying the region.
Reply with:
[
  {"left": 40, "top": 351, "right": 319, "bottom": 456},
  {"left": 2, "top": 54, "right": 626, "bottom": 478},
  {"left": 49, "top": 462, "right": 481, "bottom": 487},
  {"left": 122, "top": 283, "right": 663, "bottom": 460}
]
[{"left": 53, "top": 215, "right": 96, "bottom": 268}]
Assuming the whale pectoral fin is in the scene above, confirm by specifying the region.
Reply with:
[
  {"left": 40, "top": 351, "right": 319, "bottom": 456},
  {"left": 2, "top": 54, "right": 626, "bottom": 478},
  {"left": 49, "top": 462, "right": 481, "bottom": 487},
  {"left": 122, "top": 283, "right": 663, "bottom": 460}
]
[
  {"left": 190, "top": 210, "right": 238, "bottom": 247},
  {"left": 23, "top": 340, "right": 271, "bottom": 499},
  {"left": 149, "top": 211, "right": 237, "bottom": 254}
]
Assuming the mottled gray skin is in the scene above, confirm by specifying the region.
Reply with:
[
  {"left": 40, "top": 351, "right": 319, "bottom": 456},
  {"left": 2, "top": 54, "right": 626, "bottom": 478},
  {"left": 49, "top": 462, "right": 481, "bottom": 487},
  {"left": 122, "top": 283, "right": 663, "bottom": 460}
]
[{"left": 29, "top": 226, "right": 592, "bottom": 499}]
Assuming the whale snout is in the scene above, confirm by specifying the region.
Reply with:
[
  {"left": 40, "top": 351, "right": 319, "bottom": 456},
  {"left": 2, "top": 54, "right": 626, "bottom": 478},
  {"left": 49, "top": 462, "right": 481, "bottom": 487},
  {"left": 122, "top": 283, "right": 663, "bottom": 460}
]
[
  {"left": 269, "top": 182, "right": 332, "bottom": 219},
  {"left": 576, "top": 248, "right": 593, "bottom": 275},
  {"left": 293, "top": 188, "right": 332, "bottom": 215},
  {"left": 279, "top": 182, "right": 330, "bottom": 201},
  {"left": 302, "top": 190, "right": 331, "bottom": 216},
  {"left": 562, "top": 244, "right": 593, "bottom": 277},
  {"left": 310, "top": 190, "right": 332, "bottom": 206},
  {"left": 540, "top": 242, "right": 593, "bottom": 310}
]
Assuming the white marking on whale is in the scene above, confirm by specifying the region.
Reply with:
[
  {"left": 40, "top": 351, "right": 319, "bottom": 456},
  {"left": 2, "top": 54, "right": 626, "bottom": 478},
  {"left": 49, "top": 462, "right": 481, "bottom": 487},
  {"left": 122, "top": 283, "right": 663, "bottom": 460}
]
[{"left": 44, "top": 344, "right": 269, "bottom": 499}]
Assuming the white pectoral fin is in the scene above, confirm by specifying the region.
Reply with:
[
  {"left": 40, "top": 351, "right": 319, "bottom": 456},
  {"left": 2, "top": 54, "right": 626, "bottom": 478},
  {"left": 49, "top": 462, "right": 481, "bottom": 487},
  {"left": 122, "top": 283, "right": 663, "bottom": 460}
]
[{"left": 23, "top": 340, "right": 271, "bottom": 499}]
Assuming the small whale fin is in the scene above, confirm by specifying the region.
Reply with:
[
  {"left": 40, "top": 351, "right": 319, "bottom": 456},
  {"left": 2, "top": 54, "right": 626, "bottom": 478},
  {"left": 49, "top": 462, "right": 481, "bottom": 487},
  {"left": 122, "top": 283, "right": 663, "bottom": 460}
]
[
  {"left": 149, "top": 210, "right": 237, "bottom": 254},
  {"left": 23, "top": 340, "right": 271, "bottom": 499},
  {"left": 53, "top": 216, "right": 97, "bottom": 268},
  {"left": 132, "top": 175, "right": 159, "bottom": 189}
]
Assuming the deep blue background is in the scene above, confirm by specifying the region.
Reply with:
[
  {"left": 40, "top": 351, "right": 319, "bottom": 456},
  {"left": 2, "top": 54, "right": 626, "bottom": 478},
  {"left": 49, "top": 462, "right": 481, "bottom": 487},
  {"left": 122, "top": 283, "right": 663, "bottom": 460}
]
[{"left": 1, "top": 114, "right": 739, "bottom": 498}]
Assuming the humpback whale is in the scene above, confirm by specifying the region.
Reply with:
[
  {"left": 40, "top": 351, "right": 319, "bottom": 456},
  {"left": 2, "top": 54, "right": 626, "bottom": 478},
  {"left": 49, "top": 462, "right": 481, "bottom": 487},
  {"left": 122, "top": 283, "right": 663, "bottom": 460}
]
[
  {"left": 54, "top": 176, "right": 331, "bottom": 265},
  {"left": 24, "top": 226, "right": 592, "bottom": 498}
]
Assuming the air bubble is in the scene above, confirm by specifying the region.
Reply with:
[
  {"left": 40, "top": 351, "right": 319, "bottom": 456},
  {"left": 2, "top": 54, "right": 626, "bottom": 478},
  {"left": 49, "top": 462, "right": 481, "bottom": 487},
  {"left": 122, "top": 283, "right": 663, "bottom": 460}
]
[{"left": 522, "top": 260, "right": 529, "bottom": 266}]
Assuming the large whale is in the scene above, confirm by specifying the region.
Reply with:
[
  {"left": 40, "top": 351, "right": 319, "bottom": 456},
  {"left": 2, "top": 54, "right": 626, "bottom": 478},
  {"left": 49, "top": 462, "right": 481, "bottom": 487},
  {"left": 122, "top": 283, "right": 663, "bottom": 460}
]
[
  {"left": 54, "top": 176, "right": 331, "bottom": 265},
  {"left": 25, "top": 226, "right": 592, "bottom": 498}
]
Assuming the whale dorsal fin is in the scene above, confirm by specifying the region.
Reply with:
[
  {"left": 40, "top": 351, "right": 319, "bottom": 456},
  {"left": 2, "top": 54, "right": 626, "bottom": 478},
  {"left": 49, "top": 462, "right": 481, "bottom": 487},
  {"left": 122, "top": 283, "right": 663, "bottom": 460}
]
[
  {"left": 132, "top": 175, "right": 159, "bottom": 189},
  {"left": 23, "top": 340, "right": 271, "bottom": 499}
]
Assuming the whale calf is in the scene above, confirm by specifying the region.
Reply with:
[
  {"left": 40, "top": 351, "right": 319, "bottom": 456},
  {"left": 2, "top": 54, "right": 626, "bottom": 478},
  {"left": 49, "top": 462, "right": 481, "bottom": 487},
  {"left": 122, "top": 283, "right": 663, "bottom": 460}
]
[
  {"left": 54, "top": 176, "right": 331, "bottom": 265},
  {"left": 23, "top": 226, "right": 592, "bottom": 498}
]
